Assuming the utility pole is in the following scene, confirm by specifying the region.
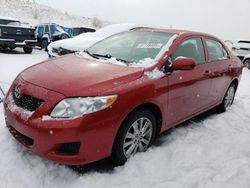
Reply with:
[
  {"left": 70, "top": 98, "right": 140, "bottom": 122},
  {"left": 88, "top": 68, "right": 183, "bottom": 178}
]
[{"left": 33, "top": 0, "right": 39, "bottom": 19}]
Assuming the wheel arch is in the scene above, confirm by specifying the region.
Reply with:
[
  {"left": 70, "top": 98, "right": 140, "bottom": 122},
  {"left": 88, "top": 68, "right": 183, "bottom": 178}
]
[
  {"left": 114, "top": 102, "right": 163, "bottom": 143},
  {"left": 219, "top": 78, "right": 239, "bottom": 104},
  {"left": 231, "top": 78, "right": 239, "bottom": 90},
  {"left": 111, "top": 102, "right": 163, "bottom": 164},
  {"left": 243, "top": 57, "right": 250, "bottom": 63}
]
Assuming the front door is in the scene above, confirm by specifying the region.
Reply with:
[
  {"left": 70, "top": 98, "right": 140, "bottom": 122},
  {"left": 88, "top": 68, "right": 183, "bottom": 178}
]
[{"left": 167, "top": 37, "right": 213, "bottom": 126}]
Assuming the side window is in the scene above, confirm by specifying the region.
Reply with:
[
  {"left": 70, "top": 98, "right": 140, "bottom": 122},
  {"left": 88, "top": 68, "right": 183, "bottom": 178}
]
[
  {"left": 45, "top": 25, "right": 50, "bottom": 33},
  {"left": 37, "top": 26, "right": 44, "bottom": 35},
  {"left": 205, "top": 39, "right": 229, "bottom": 61},
  {"left": 172, "top": 38, "right": 205, "bottom": 64}
]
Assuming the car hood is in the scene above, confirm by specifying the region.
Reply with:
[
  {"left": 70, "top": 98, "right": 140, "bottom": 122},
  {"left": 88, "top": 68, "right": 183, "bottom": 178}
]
[
  {"left": 49, "top": 36, "right": 100, "bottom": 52},
  {"left": 20, "top": 54, "right": 144, "bottom": 96}
]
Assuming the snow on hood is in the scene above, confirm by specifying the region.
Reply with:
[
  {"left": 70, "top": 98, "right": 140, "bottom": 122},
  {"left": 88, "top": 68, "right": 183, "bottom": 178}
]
[{"left": 49, "top": 36, "right": 100, "bottom": 52}]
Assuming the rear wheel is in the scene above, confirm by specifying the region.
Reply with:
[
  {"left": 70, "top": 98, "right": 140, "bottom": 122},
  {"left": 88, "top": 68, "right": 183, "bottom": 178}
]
[
  {"left": 112, "top": 109, "right": 156, "bottom": 165},
  {"left": 23, "top": 47, "right": 33, "bottom": 54},
  {"left": 217, "top": 83, "right": 236, "bottom": 112},
  {"left": 244, "top": 59, "right": 250, "bottom": 69}
]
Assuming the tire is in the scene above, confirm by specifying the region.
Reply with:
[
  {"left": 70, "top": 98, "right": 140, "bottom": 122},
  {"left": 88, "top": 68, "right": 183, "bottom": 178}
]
[
  {"left": 61, "top": 34, "right": 69, "bottom": 40},
  {"left": 23, "top": 47, "right": 33, "bottom": 54},
  {"left": 217, "top": 83, "right": 236, "bottom": 112},
  {"left": 112, "top": 108, "right": 156, "bottom": 165},
  {"left": 244, "top": 59, "right": 250, "bottom": 69},
  {"left": 41, "top": 39, "right": 48, "bottom": 51}
]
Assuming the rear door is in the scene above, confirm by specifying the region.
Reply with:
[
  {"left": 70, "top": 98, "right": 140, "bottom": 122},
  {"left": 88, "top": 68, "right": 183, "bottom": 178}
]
[
  {"left": 167, "top": 37, "right": 213, "bottom": 126},
  {"left": 204, "top": 38, "right": 232, "bottom": 103}
]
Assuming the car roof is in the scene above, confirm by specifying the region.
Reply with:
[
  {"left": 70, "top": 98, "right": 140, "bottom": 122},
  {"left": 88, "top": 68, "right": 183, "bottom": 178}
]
[{"left": 133, "top": 28, "right": 218, "bottom": 39}]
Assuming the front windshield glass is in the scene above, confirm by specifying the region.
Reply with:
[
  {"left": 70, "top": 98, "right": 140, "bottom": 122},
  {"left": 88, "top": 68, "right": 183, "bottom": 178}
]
[
  {"left": 55, "top": 26, "right": 65, "bottom": 33},
  {"left": 86, "top": 31, "right": 173, "bottom": 65}
]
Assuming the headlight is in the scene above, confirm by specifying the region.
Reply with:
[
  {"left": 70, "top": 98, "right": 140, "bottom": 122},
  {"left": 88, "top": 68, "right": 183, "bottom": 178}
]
[{"left": 50, "top": 95, "right": 117, "bottom": 118}]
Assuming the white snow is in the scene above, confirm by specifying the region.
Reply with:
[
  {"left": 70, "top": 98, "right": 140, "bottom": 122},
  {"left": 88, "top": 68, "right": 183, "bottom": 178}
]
[
  {"left": 156, "top": 34, "right": 179, "bottom": 60},
  {"left": 5, "top": 94, "right": 34, "bottom": 121},
  {"left": 130, "top": 58, "right": 157, "bottom": 68},
  {"left": 245, "top": 54, "right": 250, "bottom": 59},
  {"left": 1, "top": 46, "right": 250, "bottom": 188},
  {"left": 144, "top": 68, "right": 165, "bottom": 79},
  {"left": 0, "top": 0, "right": 99, "bottom": 28}
]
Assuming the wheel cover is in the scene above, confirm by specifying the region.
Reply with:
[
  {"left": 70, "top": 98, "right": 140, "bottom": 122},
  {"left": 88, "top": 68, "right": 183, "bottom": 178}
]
[
  {"left": 245, "top": 59, "right": 250, "bottom": 69},
  {"left": 224, "top": 86, "right": 235, "bottom": 108},
  {"left": 123, "top": 117, "right": 153, "bottom": 158}
]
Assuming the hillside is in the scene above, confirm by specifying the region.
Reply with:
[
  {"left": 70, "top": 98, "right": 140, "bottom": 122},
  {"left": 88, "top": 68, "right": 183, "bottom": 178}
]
[{"left": 0, "top": 0, "right": 102, "bottom": 27}]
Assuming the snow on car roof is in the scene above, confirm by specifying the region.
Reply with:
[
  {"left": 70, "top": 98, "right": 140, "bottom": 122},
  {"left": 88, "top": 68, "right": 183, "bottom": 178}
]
[{"left": 0, "top": 16, "right": 19, "bottom": 22}]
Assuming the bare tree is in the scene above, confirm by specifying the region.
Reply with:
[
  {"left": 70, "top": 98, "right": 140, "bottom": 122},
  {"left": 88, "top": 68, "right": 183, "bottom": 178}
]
[{"left": 92, "top": 17, "right": 103, "bottom": 28}]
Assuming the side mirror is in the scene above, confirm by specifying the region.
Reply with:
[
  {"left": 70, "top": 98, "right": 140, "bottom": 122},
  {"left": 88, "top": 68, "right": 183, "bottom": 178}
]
[{"left": 171, "top": 57, "right": 196, "bottom": 70}]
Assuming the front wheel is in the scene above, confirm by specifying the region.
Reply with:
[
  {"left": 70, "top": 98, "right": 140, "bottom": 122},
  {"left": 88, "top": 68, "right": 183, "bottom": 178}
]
[
  {"left": 217, "top": 83, "right": 236, "bottom": 112},
  {"left": 61, "top": 34, "right": 69, "bottom": 40},
  {"left": 23, "top": 47, "right": 33, "bottom": 54},
  {"left": 112, "top": 109, "right": 156, "bottom": 165},
  {"left": 244, "top": 59, "right": 250, "bottom": 69}
]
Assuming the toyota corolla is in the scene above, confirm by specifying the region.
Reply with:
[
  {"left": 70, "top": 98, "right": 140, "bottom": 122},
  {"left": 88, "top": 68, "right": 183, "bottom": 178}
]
[{"left": 4, "top": 29, "right": 243, "bottom": 166}]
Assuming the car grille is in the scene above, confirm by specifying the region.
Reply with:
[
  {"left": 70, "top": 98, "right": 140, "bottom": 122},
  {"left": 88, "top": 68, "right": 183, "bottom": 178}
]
[{"left": 12, "top": 90, "right": 44, "bottom": 112}]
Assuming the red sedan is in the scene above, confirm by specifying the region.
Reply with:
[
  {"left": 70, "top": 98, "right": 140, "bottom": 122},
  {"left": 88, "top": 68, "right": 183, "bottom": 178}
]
[{"left": 4, "top": 29, "right": 243, "bottom": 166}]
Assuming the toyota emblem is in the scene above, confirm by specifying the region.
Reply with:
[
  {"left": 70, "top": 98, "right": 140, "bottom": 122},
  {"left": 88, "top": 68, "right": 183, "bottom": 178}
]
[{"left": 14, "top": 86, "right": 21, "bottom": 99}]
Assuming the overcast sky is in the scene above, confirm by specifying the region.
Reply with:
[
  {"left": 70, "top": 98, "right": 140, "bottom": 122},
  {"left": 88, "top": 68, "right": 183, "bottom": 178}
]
[{"left": 36, "top": 0, "right": 250, "bottom": 39}]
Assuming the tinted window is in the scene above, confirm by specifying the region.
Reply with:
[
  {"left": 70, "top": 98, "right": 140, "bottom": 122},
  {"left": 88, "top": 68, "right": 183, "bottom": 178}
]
[
  {"left": 205, "top": 39, "right": 229, "bottom": 61},
  {"left": 172, "top": 38, "right": 205, "bottom": 64},
  {"left": 45, "top": 25, "right": 49, "bottom": 33},
  {"left": 37, "top": 26, "right": 44, "bottom": 35}
]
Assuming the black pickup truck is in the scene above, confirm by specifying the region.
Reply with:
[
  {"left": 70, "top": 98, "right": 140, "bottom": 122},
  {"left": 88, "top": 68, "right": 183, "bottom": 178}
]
[{"left": 0, "top": 17, "right": 37, "bottom": 53}]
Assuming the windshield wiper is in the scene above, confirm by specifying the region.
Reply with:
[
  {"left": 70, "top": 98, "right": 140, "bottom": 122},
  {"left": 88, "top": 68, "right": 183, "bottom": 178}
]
[
  {"left": 83, "top": 50, "right": 99, "bottom": 59},
  {"left": 84, "top": 50, "right": 130, "bottom": 64}
]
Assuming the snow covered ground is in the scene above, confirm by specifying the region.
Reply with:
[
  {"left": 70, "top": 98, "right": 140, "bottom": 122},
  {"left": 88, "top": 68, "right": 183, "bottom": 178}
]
[
  {"left": 0, "top": 49, "right": 250, "bottom": 188},
  {"left": 0, "top": 0, "right": 99, "bottom": 28}
]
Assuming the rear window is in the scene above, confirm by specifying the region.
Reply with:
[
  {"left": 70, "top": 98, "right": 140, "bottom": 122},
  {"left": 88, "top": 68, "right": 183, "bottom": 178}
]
[{"left": 205, "top": 39, "right": 229, "bottom": 61}]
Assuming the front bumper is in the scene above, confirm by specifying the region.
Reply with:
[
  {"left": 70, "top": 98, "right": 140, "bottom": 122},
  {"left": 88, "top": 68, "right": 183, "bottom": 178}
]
[
  {"left": 0, "top": 39, "right": 37, "bottom": 47},
  {"left": 4, "top": 77, "right": 122, "bottom": 165}
]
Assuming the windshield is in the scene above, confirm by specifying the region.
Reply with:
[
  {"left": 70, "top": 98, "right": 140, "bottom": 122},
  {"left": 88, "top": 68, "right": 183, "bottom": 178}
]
[
  {"left": 85, "top": 31, "right": 173, "bottom": 66},
  {"left": 55, "top": 25, "right": 65, "bottom": 33}
]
